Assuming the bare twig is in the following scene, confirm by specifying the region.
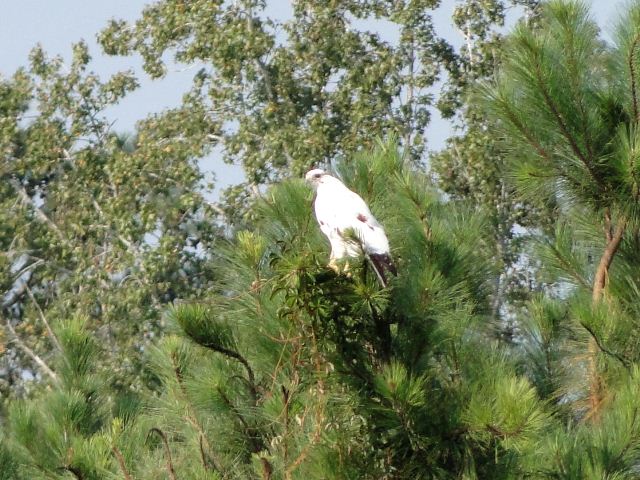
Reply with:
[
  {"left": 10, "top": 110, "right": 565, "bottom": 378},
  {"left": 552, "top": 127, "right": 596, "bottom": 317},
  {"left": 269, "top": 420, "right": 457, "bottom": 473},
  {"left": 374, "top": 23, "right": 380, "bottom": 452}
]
[
  {"left": 11, "top": 180, "right": 67, "bottom": 243},
  {"left": 25, "top": 283, "right": 63, "bottom": 353},
  {"left": 4, "top": 317, "right": 59, "bottom": 384}
]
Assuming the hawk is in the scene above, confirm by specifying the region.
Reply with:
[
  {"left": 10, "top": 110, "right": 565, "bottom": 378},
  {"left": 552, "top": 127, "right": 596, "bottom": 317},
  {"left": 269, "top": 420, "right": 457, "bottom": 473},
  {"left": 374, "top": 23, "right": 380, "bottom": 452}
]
[{"left": 305, "top": 168, "right": 397, "bottom": 287}]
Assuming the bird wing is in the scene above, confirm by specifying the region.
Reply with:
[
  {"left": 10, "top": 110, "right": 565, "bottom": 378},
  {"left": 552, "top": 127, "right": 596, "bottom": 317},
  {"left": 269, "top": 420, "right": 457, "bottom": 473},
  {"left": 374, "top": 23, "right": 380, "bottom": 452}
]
[{"left": 316, "top": 184, "right": 389, "bottom": 255}]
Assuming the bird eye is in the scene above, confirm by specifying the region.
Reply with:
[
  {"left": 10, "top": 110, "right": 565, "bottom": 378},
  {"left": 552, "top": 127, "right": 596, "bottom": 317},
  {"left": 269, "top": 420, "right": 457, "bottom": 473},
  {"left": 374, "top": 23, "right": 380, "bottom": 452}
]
[{"left": 314, "top": 173, "right": 321, "bottom": 178}]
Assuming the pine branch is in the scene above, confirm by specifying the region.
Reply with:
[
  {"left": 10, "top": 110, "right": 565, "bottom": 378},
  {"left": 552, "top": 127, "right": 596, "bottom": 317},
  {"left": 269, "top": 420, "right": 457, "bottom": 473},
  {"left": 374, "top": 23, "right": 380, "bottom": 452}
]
[
  {"left": 628, "top": 33, "right": 640, "bottom": 123},
  {"left": 111, "top": 447, "right": 133, "bottom": 480},
  {"left": 147, "top": 428, "right": 177, "bottom": 480},
  {"left": 217, "top": 385, "right": 273, "bottom": 479},
  {"left": 371, "top": 304, "right": 391, "bottom": 363},
  {"left": 610, "top": 408, "right": 638, "bottom": 465},
  {"left": 58, "top": 466, "right": 84, "bottom": 479},
  {"left": 169, "top": 352, "right": 224, "bottom": 473},
  {"left": 592, "top": 218, "right": 626, "bottom": 301},
  {"left": 199, "top": 434, "right": 221, "bottom": 473},
  {"left": 201, "top": 341, "right": 258, "bottom": 403},
  {"left": 260, "top": 458, "right": 273, "bottom": 480},
  {"left": 605, "top": 208, "right": 613, "bottom": 243},
  {"left": 282, "top": 386, "right": 290, "bottom": 472},
  {"left": 544, "top": 241, "right": 590, "bottom": 288},
  {"left": 587, "top": 216, "right": 626, "bottom": 421},
  {"left": 216, "top": 387, "right": 265, "bottom": 454},
  {"left": 285, "top": 326, "right": 326, "bottom": 477},
  {"left": 580, "top": 321, "right": 630, "bottom": 369},
  {"left": 496, "top": 96, "right": 551, "bottom": 160},
  {"left": 562, "top": 26, "right": 595, "bottom": 161},
  {"left": 530, "top": 58, "right": 604, "bottom": 191},
  {"left": 486, "top": 421, "right": 526, "bottom": 439}
]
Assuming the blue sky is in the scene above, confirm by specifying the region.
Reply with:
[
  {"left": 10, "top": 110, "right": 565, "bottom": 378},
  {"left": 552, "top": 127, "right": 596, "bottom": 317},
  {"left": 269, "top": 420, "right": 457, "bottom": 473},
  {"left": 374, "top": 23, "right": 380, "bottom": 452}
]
[{"left": 0, "top": 0, "right": 628, "bottom": 191}]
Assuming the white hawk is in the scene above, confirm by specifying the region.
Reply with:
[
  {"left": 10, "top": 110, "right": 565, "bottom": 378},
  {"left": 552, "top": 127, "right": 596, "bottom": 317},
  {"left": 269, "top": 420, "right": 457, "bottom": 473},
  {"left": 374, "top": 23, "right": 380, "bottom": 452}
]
[{"left": 305, "top": 168, "right": 396, "bottom": 287}]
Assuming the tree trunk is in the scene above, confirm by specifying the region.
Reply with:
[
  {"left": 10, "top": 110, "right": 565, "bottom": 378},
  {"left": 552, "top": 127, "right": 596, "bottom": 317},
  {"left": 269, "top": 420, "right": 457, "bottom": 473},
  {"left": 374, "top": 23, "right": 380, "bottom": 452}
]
[{"left": 587, "top": 218, "right": 626, "bottom": 421}]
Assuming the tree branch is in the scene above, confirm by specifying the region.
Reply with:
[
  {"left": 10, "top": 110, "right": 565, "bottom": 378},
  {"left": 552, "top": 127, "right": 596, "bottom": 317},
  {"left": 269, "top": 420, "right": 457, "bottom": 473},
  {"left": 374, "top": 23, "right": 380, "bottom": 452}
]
[
  {"left": 531, "top": 62, "right": 604, "bottom": 191},
  {"left": 198, "top": 434, "right": 221, "bottom": 473},
  {"left": 90, "top": 198, "right": 140, "bottom": 255},
  {"left": 25, "top": 284, "right": 63, "bottom": 353},
  {"left": 11, "top": 179, "right": 67, "bottom": 243},
  {"left": 111, "top": 447, "right": 132, "bottom": 480},
  {"left": 499, "top": 99, "right": 551, "bottom": 160},
  {"left": 201, "top": 341, "right": 258, "bottom": 403},
  {"left": 545, "top": 241, "right": 590, "bottom": 288},
  {"left": 58, "top": 466, "right": 83, "bottom": 479},
  {"left": 147, "top": 428, "right": 177, "bottom": 480},
  {"left": 587, "top": 216, "right": 627, "bottom": 421},
  {"left": 213, "top": 389, "right": 271, "bottom": 480},
  {"left": 3, "top": 316, "right": 59, "bottom": 385},
  {"left": 580, "top": 321, "right": 630, "bottom": 369},
  {"left": 592, "top": 218, "right": 626, "bottom": 302}
]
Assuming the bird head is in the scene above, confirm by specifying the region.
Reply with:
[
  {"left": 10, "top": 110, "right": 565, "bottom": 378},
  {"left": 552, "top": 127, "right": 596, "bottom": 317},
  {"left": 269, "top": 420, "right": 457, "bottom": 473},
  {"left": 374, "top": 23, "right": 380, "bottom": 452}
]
[{"left": 304, "top": 168, "right": 326, "bottom": 189}]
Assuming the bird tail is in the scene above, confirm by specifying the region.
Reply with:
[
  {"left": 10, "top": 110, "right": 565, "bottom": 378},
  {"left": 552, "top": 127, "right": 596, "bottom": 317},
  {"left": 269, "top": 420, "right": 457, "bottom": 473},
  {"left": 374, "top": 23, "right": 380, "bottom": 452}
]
[{"left": 367, "top": 253, "right": 397, "bottom": 288}]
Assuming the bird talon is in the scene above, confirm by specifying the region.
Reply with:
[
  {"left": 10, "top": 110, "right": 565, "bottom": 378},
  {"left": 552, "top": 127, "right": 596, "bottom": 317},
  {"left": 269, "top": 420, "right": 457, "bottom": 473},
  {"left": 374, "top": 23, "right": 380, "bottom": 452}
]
[
  {"left": 328, "top": 259, "right": 340, "bottom": 273},
  {"left": 343, "top": 260, "right": 353, "bottom": 278}
]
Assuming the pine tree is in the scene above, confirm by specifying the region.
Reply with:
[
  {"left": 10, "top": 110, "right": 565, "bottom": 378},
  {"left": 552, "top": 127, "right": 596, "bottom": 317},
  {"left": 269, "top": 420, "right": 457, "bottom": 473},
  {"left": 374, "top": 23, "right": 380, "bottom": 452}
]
[
  {"left": 482, "top": 1, "right": 640, "bottom": 475},
  {"left": 0, "top": 316, "right": 147, "bottom": 479},
  {"left": 3, "top": 142, "right": 551, "bottom": 479},
  {"left": 131, "top": 142, "right": 549, "bottom": 479}
]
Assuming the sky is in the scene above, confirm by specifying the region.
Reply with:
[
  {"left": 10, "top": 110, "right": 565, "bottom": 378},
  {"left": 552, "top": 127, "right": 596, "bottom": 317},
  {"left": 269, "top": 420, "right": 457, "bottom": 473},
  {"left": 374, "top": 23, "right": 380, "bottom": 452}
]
[{"left": 0, "top": 0, "right": 629, "bottom": 193}]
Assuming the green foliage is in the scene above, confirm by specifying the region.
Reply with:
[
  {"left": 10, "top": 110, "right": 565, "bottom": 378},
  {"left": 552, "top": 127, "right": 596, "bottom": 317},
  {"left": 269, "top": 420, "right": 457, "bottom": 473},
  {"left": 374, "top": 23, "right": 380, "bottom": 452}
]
[
  {"left": 97, "top": 0, "right": 462, "bottom": 221},
  {"left": 480, "top": 1, "right": 640, "bottom": 476},
  {"left": 0, "top": 41, "right": 219, "bottom": 400},
  {"left": 118, "top": 143, "right": 546, "bottom": 478},
  {"left": 484, "top": 0, "right": 640, "bottom": 215},
  {"left": 10, "top": 1, "right": 640, "bottom": 478},
  {"left": 2, "top": 319, "right": 145, "bottom": 479},
  {"left": 2, "top": 143, "right": 541, "bottom": 478},
  {"left": 433, "top": 0, "right": 543, "bottom": 333}
]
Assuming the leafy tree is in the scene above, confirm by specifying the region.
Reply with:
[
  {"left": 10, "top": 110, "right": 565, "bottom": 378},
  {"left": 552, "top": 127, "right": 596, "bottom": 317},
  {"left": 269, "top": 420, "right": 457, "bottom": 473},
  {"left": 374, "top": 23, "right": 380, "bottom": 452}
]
[
  {"left": 0, "top": 42, "right": 218, "bottom": 401},
  {"left": 10, "top": 1, "right": 640, "bottom": 479},
  {"left": 98, "top": 0, "right": 459, "bottom": 222}
]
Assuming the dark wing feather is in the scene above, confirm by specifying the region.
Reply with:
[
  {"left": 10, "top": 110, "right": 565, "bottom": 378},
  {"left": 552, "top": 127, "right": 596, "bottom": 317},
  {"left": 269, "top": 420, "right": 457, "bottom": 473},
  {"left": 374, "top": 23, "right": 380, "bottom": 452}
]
[{"left": 368, "top": 253, "right": 397, "bottom": 288}]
